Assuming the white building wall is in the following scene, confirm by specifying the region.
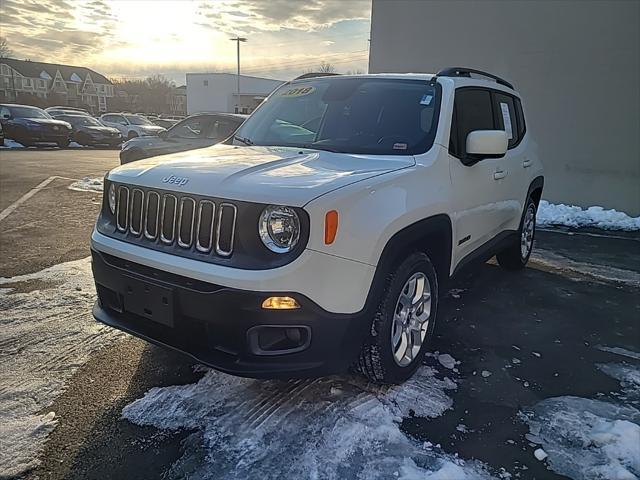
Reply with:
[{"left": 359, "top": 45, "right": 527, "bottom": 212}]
[
  {"left": 369, "top": 0, "right": 640, "bottom": 215},
  {"left": 186, "top": 73, "right": 283, "bottom": 115}
]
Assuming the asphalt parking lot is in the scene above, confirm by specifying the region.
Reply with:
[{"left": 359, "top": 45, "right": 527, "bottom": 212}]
[{"left": 1, "top": 148, "right": 638, "bottom": 480}]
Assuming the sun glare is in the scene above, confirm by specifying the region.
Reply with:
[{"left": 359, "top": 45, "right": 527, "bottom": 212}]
[{"left": 97, "top": 1, "right": 234, "bottom": 67}]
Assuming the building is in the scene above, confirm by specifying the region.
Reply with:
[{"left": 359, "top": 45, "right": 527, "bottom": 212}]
[
  {"left": 168, "top": 85, "right": 186, "bottom": 116},
  {"left": 186, "top": 72, "right": 282, "bottom": 115},
  {"left": 0, "top": 58, "right": 114, "bottom": 113},
  {"left": 369, "top": 0, "right": 640, "bottom": 215}
]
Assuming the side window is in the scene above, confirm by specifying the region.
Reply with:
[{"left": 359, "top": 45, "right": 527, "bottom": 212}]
[
  {"left": 114, "top": 115, "right": 128, "bottom": 125},
  {"left": 1, "top": 106, "right": 10, "bottom": 118},
  {"left": 169, "top": 118, "right": 205, "bottom": 139},
  {"left": 207, "top": 120, "right": 238, "bottom": 140},
  {"left": 493, "top": 93, "right": 518, "bottom": 147},
  {"left": 450, "top": 89, "right": 494, "bottom": 158}
]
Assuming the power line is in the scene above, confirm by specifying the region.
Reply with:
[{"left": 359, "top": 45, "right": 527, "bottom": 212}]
[
  {"left": 240, "top": 50, "right": 368, "bottom": 73},
  {"left": 242, "top": 54, "right": 369, "bottom": 76}
]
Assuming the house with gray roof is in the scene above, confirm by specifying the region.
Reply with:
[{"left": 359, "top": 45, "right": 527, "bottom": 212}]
[{"left": 0, "top": 58, "right": 114, "bottom": 113}]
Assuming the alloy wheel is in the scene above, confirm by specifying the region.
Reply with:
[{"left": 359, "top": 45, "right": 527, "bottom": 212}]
[{"left": 391, "top": 272, "right": 432, "bottom": 366}]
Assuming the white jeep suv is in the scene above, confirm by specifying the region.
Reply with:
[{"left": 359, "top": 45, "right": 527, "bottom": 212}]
[{"left": 91, "top": 68, "right": 543, "bottom": 384}]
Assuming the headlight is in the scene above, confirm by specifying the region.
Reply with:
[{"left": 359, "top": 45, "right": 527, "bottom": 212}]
[
  {"left": 108, "top": 183, "right": 117, "bottom": 214},
  {"left": 259, "top": 205, "right": 300, "bottom": 253}
]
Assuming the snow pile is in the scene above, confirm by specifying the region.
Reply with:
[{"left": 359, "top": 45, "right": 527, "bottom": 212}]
[
  {"left": 523, "top": 361, "right": 640, "bottom": 480},
  {"left": 68, "top": 176, "right": 103, "bottom": 192},
  {"left": 123, "top": 367, "right": 494, "bottom": 479},
  {"left": 537, "top": 200, "right": 640, "bottom": 231},
  {"left": 0, "top": 258, "right": 122, "bottom": 478}
]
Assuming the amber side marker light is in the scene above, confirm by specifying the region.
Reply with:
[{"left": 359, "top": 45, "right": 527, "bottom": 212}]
[
  {"left": 262, "top": 296, "right": 300, "bottom": 310},
  {"left": 324, "top": 210, "right": 339, "bottom": 245}
]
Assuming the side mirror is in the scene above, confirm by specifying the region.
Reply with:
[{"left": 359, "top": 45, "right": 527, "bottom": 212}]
[
  {"left": 464, "top": 130, "right": 508, "bottom": 165},
  {"left": 1, "top": 114, "right": 10, "bottom": 120},
  {"left": 158, "top": 130, "right": 168, "bottom": 139}
]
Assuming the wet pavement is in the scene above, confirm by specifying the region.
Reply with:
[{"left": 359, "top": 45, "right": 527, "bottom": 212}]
[{"left": 1, "top": 149, "right": 638, "bottom": 479}]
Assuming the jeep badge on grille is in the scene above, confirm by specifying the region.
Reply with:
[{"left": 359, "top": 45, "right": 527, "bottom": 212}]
[{"left": 162, "top": 175, "right": 189, "bottom": 186}]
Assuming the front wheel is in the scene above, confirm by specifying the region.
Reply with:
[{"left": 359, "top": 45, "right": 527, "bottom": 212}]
[
  {"left": 497, "top": 199, "right": 537, "bottom": 270},
  {"left": 358, "top": 252, "right": 438, "bottom": 384},
  {"left": 57, "top": 139, "right": 70, "bottom": 148}
]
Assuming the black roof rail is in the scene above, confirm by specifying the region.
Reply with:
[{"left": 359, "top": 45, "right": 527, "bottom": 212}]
[
  {"left": 294, "top": 72, "right": 341, "bottom": 80},
  {"left": 435, "top": 67, "right": 514, "bottom": 90}
]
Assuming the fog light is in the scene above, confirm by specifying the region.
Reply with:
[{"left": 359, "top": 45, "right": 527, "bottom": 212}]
[{"left": 262, "top": 296, "right": 300, "bottom": 310}]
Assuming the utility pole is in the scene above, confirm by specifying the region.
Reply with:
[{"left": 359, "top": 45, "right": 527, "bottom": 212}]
[{"left": 230, "top": 36, "right": 247, "bottom": 113}]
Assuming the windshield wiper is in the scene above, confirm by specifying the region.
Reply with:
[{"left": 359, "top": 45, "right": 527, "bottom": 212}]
[
  {"left": 233, "top": 134, "right": 253, "bottom": 146},
  {"left": 298, "top": 143, "right": 340, "bottom": 153}
]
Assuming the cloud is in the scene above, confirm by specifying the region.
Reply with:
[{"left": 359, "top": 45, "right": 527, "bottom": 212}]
[
  {"left": 0, "top": 0, "right": 116, "bottom": 62},
  {"left": 198, "top": 0, "right": 370, "bottom": 34}
]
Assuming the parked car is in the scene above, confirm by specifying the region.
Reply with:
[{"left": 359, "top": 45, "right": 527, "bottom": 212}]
[
  {"left": 150, "top": 117, "right": 178, "bottom": 129},
  {"left": 45, "top": 106, "right": 91, "bottom": 117},
  {"left": 51, "top": 114, "right": 122, "bottom": 147},
  {"left": 0, "top": 104, "right": 72, "bottom": 148},
  {"left": 119, "top": 113, "right": 245, "bottom": 164},
  {"left": 99, "top": 113, "right": 165, "bottom": 140},
  {"left": 91, "top": 69, "right": 543, "bottom": 384}
]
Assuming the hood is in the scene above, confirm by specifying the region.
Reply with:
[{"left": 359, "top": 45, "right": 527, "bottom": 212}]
[
  {"left": 123, "top": 136, "right": 164, "bottom": 149},
  {"left": 21, "top": 118, "right": 70, "bottom": 128},
  {"left": 107, "top": 144, "right": 414, "bottom": 206},
  {"left": 137, "top": 124, "right": 165, "bottom": 131},
  {"left": 83, "top": 125, "right": 120, "bottom": 134}
]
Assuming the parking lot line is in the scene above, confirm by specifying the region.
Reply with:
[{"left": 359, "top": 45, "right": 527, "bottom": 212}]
[{"left": 0, "top": 175, "right": 78, "bottom": 223}]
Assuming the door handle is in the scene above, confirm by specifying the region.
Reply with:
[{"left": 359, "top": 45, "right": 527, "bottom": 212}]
[
  {"left": 523, "top": 159, "right": 532, "bottom": 168},
  {"left": 493, "top": 170, "right": 507, "bottom": 180}
]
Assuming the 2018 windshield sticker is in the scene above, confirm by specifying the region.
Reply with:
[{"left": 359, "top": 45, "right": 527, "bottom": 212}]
[{"left": 280, "top": 86, "right": 315, "bottom": 97}]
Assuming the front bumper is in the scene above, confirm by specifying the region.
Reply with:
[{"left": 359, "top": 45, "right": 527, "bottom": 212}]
[{"left": 91, "top": 249, "right": 372, "bottom": 377}]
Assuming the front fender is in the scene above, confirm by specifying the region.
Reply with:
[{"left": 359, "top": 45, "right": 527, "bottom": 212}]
[{"left": 304, "top": 152, "right": 452, "bottom": 267}]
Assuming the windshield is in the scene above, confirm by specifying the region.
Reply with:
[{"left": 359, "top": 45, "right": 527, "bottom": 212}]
[
  {"left": 233, "top": 77, "right": 440, "bottom": 155},
  {"left": 61, "top": 116, "right": 102, "bottom": 127},
  {"left": 9, "top": 106, "right": 50, "bottom": 119},
  {"left": 124, "top": 115, "right": 153, "bottom": 126}
]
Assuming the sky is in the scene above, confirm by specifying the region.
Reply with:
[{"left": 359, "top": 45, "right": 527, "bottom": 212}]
[{"left": 0, "top": 0, "right": 371, "bottom": 84}]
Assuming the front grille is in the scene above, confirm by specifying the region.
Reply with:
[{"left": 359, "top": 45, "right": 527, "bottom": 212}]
[{"left": 114, "top": 185, "right": 237, "bottom": 257}]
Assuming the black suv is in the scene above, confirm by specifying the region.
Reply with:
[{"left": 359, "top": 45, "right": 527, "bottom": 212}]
[{"left": 0, "top": 104, "right": 72, "bottom": 148}]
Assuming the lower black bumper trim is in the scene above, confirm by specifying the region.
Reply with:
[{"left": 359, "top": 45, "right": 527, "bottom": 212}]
[{"left": 91, "top": 249, "right": 371, "bottom": 378}]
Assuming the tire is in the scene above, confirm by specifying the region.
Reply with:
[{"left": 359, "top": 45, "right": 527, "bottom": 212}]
[
  {"left": 57, "top": 139, "right": 70, "bottom": 148},
  {"left": 358, "top": 252, "right": 439, "bottom": 384},
  {"left": 497, "top": 198, "right": 537, "bottom": 271},
  {"left": 127, "top": 131, "right": 138, "bottom": 140},
  {"left": 76, "top": 133, "right": 90, "bottom": 146}
]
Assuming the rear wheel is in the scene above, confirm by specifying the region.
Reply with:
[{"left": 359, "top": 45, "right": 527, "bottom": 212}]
[
  {"left": 497, "top": 198, "right": 537, "bottom": 270},
  {"left": 358, "top": 252, "right": 438, "bottom": 384}
]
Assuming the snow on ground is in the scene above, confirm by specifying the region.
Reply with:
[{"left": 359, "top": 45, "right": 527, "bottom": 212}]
[
  {"left": 537, "top": 200, "right": 640, "bottom": 231},
  {"left": 123, "top": 366, "right": 495, "bottom": 479},
  {"left": 0, "top": 258, "right": 122, "bottom": 478},
  {"left": 0, "top": 139, "right": 25, "bottom": 149},
  {"left": 68, "top": 176, "right": 104, "bottom": 192},
  {"left": 531, "top": 249, "right": 640, "bottom": 288},
  {"left": 598, "top": 346, "right": 640, "bottom": 362},
  {"left": 523, "top": 361, "right": 640, "bottom": 480}
]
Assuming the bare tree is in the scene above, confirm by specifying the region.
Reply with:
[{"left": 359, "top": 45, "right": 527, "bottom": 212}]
[
  {"left": 0, "top": 37, "right": 12, "bottom": 58},
  {"left": 345, "top": 69, "right": 365, "bottom": 75},
  {"left": 318, "top": 61, "right": 336, "bottom": 73}
]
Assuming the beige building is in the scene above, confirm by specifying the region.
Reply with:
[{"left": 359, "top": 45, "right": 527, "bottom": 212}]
[
  {"left": 0, "top": 58, "right": 114, "bottom": 113},
  {"left": 369, "top": 0, "right": 640, "bottom": 215}
]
